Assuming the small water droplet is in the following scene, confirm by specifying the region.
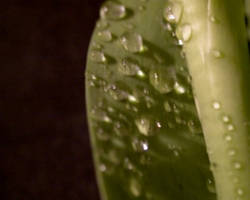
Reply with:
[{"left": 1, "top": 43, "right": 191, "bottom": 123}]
[
  {"left": 100, "top": 1, "right": 126, "bottom": 20},
  {"left": 237, "top": 188, "right": 244, "bottom": 196},
  {"left": 187, "top": 120, "right": 202, "bottom": 134},
  {"left": 91, "top": 108, "right": 111, "bottom": 123},
  {"left": 135, "top": 117, "right": 151, "bottom": 136},
  {"left": 132, "top": 138, "right": 149, "bottom": 152},
  {"left": 233, "top": 162, "right": 242, "bottom": 170},
  {"left": 149, "top": 68, "right": 175, "bottom": 94},
  {"left": 174, "top": 82, "right": 186, "bottom": 94},
  {"left": 118, "top": 58, "right": 145, "bottom": 77},
  {"left": 124, "top": 157, "right": 134, "bottom": 170},
  {"left": 90, "top": 50, "right": 107, "bottom": 63},
  {"left": 164, "top": 101, "right": 172, "bottom": 112},
  {"left": 106, "top": 84, "right": 129, "bottom": 101},
  {"left": 177, "top": 24, "right": 192, "bottom": 42},
  {"left": 227, "top": 124, "right": 235, "bottom": 131},
  {"left": 212, "top": 101, "right": 221, "bottom": 110},
  {"left": 228, "top": 149, "right": 236, "bottom": 156},
  {"left": 210, "top": 15, "right": 219, "bottom": 23},
  {"left": 163, "top": 2, "right": 183, "bottom": 24},
  {"left": 92, "top": 42, "right": 103, "bottom": 50},
  {"left": 224, "top": 134, "right": 233, "bottom": 142},
  {"left": 120, "top": 32, "right": 145, "bottom": 53},
  {"left": 97, "top": 20, "right": 109, "bottom": 29},
  {"left": 128, "top": 94, "right": 139, "bottom": 103},
  {"left": 97, "top": 30, "right": 113, "bottom": 42},
  {"left": 211, "top": 49, "right": 223, "bottom": 58},
  {"left": 139, "top": 5, "right": 145, "bottom": 11},
  {"left": 129, "top": 178, "right": 141, "bottom": 197},
  {"left": 207, "top": 179, "right": 216, "bottom": 193},
  {"left": 222, "top": 115, "right": 231, "bottom": 123},
  {"left": 99, "top": 163, "right": 107, "bottom": 172}
]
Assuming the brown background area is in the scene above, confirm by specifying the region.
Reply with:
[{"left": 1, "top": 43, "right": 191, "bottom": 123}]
[{"left": 0, "top": 0, "right": 103, "bottom": 199}]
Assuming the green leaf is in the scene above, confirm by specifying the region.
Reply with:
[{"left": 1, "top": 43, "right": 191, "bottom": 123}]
[{"left": 85, "top": 1, "right": 216, "bottom": 200}]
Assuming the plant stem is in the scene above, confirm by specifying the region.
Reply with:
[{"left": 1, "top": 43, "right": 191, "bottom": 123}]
[{"left": 172, "top": 0, "right": 250, "bottom": 199}]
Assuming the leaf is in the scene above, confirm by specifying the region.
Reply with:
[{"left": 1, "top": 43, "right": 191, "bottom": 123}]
[{"left": 85, "top": 0, "right": 216, "bottom": 200}]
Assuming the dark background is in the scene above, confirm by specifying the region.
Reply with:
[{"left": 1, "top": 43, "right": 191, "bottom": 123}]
[{"left": 0, "top": 0, "right": 103, "bottom": 199}]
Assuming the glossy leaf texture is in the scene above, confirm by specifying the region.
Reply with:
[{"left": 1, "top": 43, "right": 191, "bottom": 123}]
[{"left": 85, "top": 0, "right": 216, "bottom": 200}]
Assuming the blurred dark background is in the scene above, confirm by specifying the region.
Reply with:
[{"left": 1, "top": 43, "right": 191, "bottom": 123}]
[{"left": 0, "top": 0, "right": 103, "bottom": 199}]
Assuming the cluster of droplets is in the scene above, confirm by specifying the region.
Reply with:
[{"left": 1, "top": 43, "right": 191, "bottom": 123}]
[{"left": 211, "top": 101, "right": 247, "bottom": 199}]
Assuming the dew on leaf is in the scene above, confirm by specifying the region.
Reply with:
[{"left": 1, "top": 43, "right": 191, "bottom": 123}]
[
  {"left": 135, "top": 117, "right": 151, "bottom": 136},
  {"left": 97, "top": 20, "right": 109, "bottom": 29},
  {"left": 129, "top": 178, "right": 141, "bottom": 197},
  {"left": 120, "top": 32, "right": 145, "bottom": 53},
  {"left": 177, "top": 24, "right": 192, "bottom": 42},
  {"left": 97, "top": 30, "right": 113, "bottom": 42},
  {"left": 90, "top": 50, "right": 107, "bottom": 63},
  {"left": 206, "top": 179, "right": 216, "bottom": 193},
  {"left": 132, "top": 138, "right": 149, "bottom": 152},
  {"left": 100, "top": 1, "right": 126, "bottom": 20},
  {"left": 164, "top": 101, "right": 172, "bottom": 112},
  {"left": 149, "top": 68, "right": 175, "bottom": 94},
  {"left": 118, "top": 58, "right": 143, "bottom": 77},
  {"left": 212, "top": 101, "right": 221, "bottom": 110},
  {"left": 163, "top": 1, "right": 183, "bottom": 24},
  {"left": 211, "top": 49, "right": 223, "bottom": 58}
]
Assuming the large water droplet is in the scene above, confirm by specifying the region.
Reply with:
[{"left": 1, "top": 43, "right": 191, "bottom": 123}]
[
  {"left": 90, "top": 50, "right": 107, "bottom": 63},
  {"left": 100, "top": 1, "right": 126, "bottom": 20},
  {"left": 97, "top": 30, "right": 113, "bottom": 42},
  {"left": 222, "top": 114, "right": 231, "bottom": 123},
  {"left": 149, "top": 68, "right": 175, "bottom": 94},
  {"left": 237, "top": 188, "right": 244, "bottom": 196},
  {"left": 224, "top": 134, "right": 233, "bottom": 142},
  {"left": 177, "top": 24, "right": 192, "bottom": 42},
  {"left": 120, "top": 32, "right": 144, "bottom": 53},
  {"left": 228, "top": 149, "right": 236, "bottom": 156},
  {"left": 163, "top": 2, "right": 183, "bottom": 24},
  {"left": 129, "top": 178, "right": 141, "bottom": 197}
]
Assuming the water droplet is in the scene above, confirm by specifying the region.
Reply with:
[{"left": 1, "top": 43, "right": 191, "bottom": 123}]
[
  {"left": 128, "top": 94, "right": 139, "bottom": 103},
  {"left": 106, "top": 84, "right": 129, "bottom": 101},
  {"left": 97, "top": 30, "right": 113, "bottom": 42},
  {"left": 132, "top": 138, "right": 149, "bottom": 152},
  {"left": 90, "top": 50, "right": 107, "bottom": 63},
  {"left": 91, "top": 108, "right": 111, "bottom": 123},
  {"left": 149, "top": 68, "right": 175, "bottom": 94},
  {"left": 237, "top": 188, "right": 244, "bottom": 196},
  {"left": 156, "top": 121, "right": 162, "bottom": 128},
  {"left": 163, "top": 2, "right": 183, "bottom": 24},
  {"left": 174, "top": 81, "right": 186, "bottom": 94},
  {"left": 120, "top": 32, "right": 145, "bottom": 53},
  {"left": 227, "top": 124, "right": 235, "bottom": 131},
  {"left": 228, "top": 149, "right": 236, "bottom": 156},
  {"left": 135, "top": 117, "right": 151, "bottom": 136},
  {"left": 124, "top": 157, "right": 134, "bottom": 170},
  {"left": 207, "top": 179, "right": 216, "bottom": 193},
  {"left": 224, "top": 134, "right": 233, "bottom": 142},
  {"left": 97, "top": 20, "right": 109, "bottom": 29},
  {"left": 222, "top": 115, "right": 231, "bottom": 123},
  {"left": 164, "top": 101, "right": 172, "bottom": 112},
  {"left": 211, "top": 49, "right": 223, "bottom": 58},
  {"left": 177, "top": 24, "right": 192, "bottom": 42},
  {"left": 92, "top": 42, "right": 103, "bottom": 50},
  {"left": 212, "top": 101, "right": 221, "bottom": 110},
  {"left": 96, "top": 128, "right": 110, "bottom": 141},
  {"left": 233, "top": 162, "right": 242, "bottom": 170},
  {"left": 100, "top": 1, "right": 126, "bottom": 20},
  {"left": 118, "top": 58, "right": 145, "bottom": 77},
  {"left": 210, "top": 16, "right": 219, "bottom": 23},
  {"left": 187, "top": 120, "right": 202, "bottom": 134},
  {"left": 129, "top": 178, "right": 141, "bottom": 197},
  {"left": 99, "top": 163, "right": 107, "bottom": 172},
  {"left": 139, "top": 5, "right": 145, "bottom": 11}
]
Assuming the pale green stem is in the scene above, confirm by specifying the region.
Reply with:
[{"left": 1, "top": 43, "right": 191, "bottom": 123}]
[{"left": 171, "top": 0, "right": 250, "bottom": 199}]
